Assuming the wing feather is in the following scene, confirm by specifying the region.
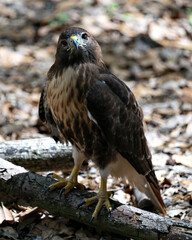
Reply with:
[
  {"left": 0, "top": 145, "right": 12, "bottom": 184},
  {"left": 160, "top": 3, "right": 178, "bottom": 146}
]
[{"left": 86, "top": 74, "right": 158, "bottom": 189}]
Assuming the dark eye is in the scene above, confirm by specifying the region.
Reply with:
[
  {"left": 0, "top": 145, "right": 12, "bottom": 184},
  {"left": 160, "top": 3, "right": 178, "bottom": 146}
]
[
  {"left": 82, "top": 33, "right": 88, "bottom": 40},
  {"left": 61, "top": 40, "right": 68, "bottom": 47}
]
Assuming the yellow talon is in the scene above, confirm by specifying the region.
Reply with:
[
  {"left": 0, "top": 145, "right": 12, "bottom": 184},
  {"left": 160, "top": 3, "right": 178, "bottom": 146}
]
[
  {"left": 48, "top": 164, "right": 85, "bottom": 194},
  {"left": 51, "top": 173, "right": 64, "bottom": 181},
  {"left": 79, "top": 177, "right": 112, "bottom": 221},
  {"left": 49, "top": 179, "right": 68, "bottom": 191},
  {"left": 84, "top": 195, "right": 98, "bottom": 206},
  {"left": 48, "top": 167, "right": 112, "bottom": 222},
  {"left": 104, "top": 198, "right": 111, "bottom": 212}
]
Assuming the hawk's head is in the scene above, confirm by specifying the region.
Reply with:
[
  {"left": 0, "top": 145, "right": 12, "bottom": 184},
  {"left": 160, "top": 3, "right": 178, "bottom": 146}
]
[{"left": 55, "top": 27, "right": 103, "bottom": 67}]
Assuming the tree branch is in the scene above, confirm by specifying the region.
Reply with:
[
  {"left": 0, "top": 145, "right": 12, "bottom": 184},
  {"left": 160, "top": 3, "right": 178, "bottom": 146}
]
[
  {"left": 0, "top": 158, "right": 191, "bottom": 240},
  {"left": 0, "top": 138, "right": 75, "bottom": 171},
  {"left": 0, "top": 138, "right": 158, "bottom": 209}
]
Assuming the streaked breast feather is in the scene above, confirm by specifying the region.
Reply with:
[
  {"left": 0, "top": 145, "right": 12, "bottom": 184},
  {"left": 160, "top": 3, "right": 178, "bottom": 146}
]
[{"left": 46, "top": 64, "right": 93, "bottom": 149}]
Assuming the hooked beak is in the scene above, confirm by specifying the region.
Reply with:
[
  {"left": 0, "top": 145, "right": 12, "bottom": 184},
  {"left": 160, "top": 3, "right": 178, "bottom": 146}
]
[{"left": 70, "top": 35, "right": 80, "bottom": 50}]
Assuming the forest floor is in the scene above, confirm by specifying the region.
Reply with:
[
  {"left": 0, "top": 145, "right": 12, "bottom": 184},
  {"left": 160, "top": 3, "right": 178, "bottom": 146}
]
[{"left": 0, "top": 0, "right": 192, "bottom": 239}]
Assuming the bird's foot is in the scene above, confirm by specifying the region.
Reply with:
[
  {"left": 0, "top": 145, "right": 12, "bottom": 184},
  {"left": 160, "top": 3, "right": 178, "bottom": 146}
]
[
  {"left": 47, "top": 164, "right": 85, "bottom": 195},
  {"left": 78, "top": 187, "right": 112, "bottom": 222},
  {"left": 48, "top": 177, "right": 85, "bottom": 196}
]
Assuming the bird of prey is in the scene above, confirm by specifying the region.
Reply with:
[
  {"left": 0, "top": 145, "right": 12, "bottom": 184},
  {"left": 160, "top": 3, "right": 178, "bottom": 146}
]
[{"left": 39, "top": 27, "right": 166, "bottom": 221}]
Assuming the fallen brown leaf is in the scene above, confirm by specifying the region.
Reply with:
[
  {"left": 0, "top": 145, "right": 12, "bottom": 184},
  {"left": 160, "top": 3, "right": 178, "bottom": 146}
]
[{"left": 0, "top": 202, "right": 14, "bottom": 224}]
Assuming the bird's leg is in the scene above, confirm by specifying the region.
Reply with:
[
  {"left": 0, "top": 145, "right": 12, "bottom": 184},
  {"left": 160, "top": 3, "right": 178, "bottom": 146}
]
[
  {"left": 48, "top": 164, "right": 85, "bottom": 195},
  {"left": 79, "top": 177, "right": 112, "bottom": 222}
]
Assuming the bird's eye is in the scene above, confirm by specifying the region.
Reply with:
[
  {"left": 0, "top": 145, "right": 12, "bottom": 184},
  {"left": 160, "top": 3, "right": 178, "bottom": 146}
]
[
  {"left": 61, "top": 40, "right": 68, "bottom": 47},
  {"left": 82, "top": 33, "right": 88, "bottom": 40}
]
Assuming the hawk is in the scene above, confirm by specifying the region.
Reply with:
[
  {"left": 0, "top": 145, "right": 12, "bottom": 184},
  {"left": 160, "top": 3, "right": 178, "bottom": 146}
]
[{"left": 39, "top": 27, "right": 166, "bottom": 221}]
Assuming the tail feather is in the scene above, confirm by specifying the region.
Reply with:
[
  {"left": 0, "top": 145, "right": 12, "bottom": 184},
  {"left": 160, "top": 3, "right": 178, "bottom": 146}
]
[
  {"left": 147, "top": 181, "right": 166, "bottom": 215},
  {"left": 108, "top": 154, "right": 166, "bottom": 215},
  {"left": 145, "top": 173, "right": 166, "bottom": 215}
]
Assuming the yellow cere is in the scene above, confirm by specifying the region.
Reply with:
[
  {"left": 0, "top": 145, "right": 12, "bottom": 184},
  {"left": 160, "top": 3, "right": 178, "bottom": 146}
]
[
  {"left": 71, "top": 35, "right": 86, "bottom": 46},
  {"left": 71, "top": 35, "right": 78, "bottom": 42}
]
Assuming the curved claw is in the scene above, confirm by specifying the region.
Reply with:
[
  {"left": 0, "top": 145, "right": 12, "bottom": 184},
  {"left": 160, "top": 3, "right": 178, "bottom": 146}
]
[
  {"left": 108, "top": 207, "right": 112, "bottom": 217},
  {"left": 44, "top": 186, "right": 51, "bottom": 194},
  {"left": 90, "top": 216, "right": 94, "bottom": 223},
  {"left": 47, "top": 173, "right": 54, "bottom": 177},
  {"left": 77, "top": 199, "right": 86, "bottom": 209},
  {"left": 59, "top": 187, "right": 65, "bottom": 199}
]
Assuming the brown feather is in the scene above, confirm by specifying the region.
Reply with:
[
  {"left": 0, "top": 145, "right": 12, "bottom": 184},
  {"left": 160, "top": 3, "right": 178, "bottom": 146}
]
[
  {"left": 149, "top": 181, "right": 166, "bottom": 215},
  {"left": 39, "top": 27, "right": 166, "bottom": 214}
]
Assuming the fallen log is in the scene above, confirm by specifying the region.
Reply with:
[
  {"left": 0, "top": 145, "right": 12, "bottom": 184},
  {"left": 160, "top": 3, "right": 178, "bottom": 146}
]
[
  {"left": 0, "top": 158, "right": 191, "bottom": 240},
  {"left": 0, "top": 138, "right": 157, "bottom": 211},
  {"left": 0, "top": 138, "right": 74, "bottom": 171}
]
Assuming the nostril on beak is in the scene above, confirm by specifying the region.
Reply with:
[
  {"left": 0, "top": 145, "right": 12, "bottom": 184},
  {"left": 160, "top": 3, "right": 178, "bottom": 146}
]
[
  {"left": 73, "top": 38, "right": 79, "bottom": 49},
  {"left": 71, "top": 36, "right": 79, "bottom": 50}
]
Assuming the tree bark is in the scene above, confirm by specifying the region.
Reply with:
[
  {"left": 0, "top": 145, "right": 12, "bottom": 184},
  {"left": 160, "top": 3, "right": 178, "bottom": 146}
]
[
  {"left": 0, "top": 138, "right": 156, "bottom": 214},
  {"left": 0, "top": 137, "right": 76, "bottom": 171},
  {"left": 0, "top": 158, "right": 191, "bottom": 240}
]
